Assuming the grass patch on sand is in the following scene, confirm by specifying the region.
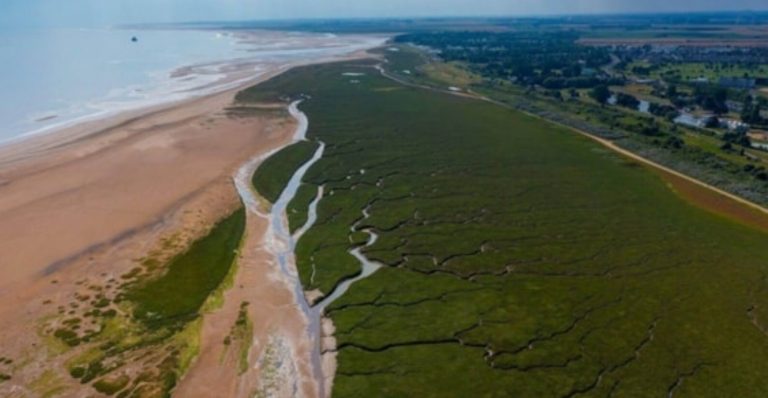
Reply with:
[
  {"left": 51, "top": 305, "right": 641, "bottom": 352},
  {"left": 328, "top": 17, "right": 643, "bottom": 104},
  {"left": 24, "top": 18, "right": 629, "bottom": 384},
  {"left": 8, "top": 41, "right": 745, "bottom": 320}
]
[
  {"left": 242, "top": 58, "right": 768, "bottom": 397},
  {"left": 29, "top": 370, "right": 68, "bottom": 397},
  {"left": 201, "top": 234, "right": 244, "bottom": 314},
  {"left": 222, "top": 302, "right": 253, "bottom": 374},
  {"left": 47, "top": 207, "right": 245, "bottom": 397},
  {"left": 233, "top": 302, "right": 254, "bottom": 375},
  {"left": 126, "top": 207, "right": 245, "bottom": 330},
  {"left": 93, "top": 374, "right": 130, "bottom": 395},
  {"left": 252, "top": 141, "right": 319, "bottom": 203}
]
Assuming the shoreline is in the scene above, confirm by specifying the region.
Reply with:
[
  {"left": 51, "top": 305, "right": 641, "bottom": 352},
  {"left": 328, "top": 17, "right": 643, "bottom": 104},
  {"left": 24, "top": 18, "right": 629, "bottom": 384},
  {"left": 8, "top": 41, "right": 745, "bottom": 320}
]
[
  {"left": 0, "top": 27, "right": 250, "bottom": 146},
  {"left": 0, "top": 32, "right": 387, "bottom": 397},
  {"left": 0, "top": 30, "right": 387, "bottom": 165},
  {"left": 0, "top": 61, "right": 288, "bottom": 168}
]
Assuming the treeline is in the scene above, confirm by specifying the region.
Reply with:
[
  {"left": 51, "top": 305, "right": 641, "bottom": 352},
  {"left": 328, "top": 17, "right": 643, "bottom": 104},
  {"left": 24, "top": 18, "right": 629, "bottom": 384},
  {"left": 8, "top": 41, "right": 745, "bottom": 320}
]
[
  {"left": 742, "top": 96, "right": 766, "bottom": 126},
  {"left": 396, "top": 31, "right": 613, "bottom": 89}
]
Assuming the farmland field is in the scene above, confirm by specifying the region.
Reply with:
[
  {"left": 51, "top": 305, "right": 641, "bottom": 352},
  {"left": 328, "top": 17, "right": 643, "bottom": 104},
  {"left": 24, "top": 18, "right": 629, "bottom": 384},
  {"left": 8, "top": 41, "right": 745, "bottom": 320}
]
[{"left": 248, "top": 59, "right": 768, "bottom": 397}]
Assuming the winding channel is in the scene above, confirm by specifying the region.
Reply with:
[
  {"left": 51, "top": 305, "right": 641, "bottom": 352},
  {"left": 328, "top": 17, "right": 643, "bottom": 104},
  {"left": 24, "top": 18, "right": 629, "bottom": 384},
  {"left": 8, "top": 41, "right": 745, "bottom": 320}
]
[{"left": 235, "top": 99, "right": 383, "bottom": 397}]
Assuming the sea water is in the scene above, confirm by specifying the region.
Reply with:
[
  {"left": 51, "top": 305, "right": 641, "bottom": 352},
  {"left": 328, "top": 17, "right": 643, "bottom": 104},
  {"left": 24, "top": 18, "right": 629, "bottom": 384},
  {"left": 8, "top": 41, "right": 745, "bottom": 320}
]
[
  {"left": 0, "top": 27, "right": 250, "bottom": 141},
  {"left": 0, "top": 26, "right": 383, "bottom": 143}
]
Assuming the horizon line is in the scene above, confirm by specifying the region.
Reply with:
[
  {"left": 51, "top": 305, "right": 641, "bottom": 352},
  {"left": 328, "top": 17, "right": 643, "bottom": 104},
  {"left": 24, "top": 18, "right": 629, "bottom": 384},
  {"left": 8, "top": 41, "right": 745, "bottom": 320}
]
[{"left": 118, "top": 9, "right": 768, "bottom": 28}]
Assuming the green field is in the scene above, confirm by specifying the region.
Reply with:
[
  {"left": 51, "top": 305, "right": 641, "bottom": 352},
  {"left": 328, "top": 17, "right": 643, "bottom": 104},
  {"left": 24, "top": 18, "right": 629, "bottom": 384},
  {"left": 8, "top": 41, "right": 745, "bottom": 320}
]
[
  {"left": 252, "top": 141, "right": 320, "bottom": 203},
  {"left": 372, "top": 45, "right": 478, "bottom": 90},
  {"left": 248, "top": 59, "right": 768, "bottom": 397},
  {"left": 127, "top": 207, "right": 246, "bottom": 330}
]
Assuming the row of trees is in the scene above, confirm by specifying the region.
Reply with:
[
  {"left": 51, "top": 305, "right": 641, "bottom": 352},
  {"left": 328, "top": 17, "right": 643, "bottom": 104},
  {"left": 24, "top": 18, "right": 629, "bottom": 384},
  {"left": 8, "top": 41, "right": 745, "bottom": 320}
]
[
  {"left": 691, "top": 86, "right": 729, "bottom": 114},
  {"left": 742, "top": 96, "right": 765, "bottom": 125},
  {"left": 397, "top": 31, "right": 613, "bottom": 89}
]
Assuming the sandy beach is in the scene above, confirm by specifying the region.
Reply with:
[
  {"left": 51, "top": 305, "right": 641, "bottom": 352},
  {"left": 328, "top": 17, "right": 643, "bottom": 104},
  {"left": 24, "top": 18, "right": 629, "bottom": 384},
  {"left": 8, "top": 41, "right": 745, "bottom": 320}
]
[{"left": 0, "top": 31, "right": 385, "bottom": 397}]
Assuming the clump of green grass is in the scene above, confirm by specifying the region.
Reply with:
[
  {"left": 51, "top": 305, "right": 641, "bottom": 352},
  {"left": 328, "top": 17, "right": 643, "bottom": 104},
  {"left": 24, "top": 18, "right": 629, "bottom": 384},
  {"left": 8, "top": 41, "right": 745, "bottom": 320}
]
[
  {"left": 93, "top": 374, "right": 130, "bottom": 396},
  {"left": 76, "top": 360, "right": 106, "bottom": 383},
  {"left": 349, "top": 231, "right": 369, "bottom": 246},
  {"left": 222, "top": 302, "right": 253, "bottom": 375},
  {"left": 54, "top": 328, "right": 80, "bottom": 347},
  {"left": 126, "top": 207, "right": 246, "bottom": 330},
  {"left": 69, "top": 366, "right": 85, "bottom": 379},
  {"left": 234, "top": 302, "right": 253, "bottom": 374},
  {"left": 49, "top": 207, "right": 246, "bottom": 398},
  {"left": 252, "top": 141, "right": 320, "bottom": 203},
  {"left": 92, "top": 298, "right": 110, "bottom": 308}
]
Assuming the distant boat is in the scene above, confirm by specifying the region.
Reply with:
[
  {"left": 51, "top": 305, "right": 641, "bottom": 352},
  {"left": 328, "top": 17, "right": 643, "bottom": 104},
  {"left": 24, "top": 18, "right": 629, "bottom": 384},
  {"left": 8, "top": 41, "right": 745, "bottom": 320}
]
[{"left": 131, "top": 36, "right": 138, "bottom": 43}]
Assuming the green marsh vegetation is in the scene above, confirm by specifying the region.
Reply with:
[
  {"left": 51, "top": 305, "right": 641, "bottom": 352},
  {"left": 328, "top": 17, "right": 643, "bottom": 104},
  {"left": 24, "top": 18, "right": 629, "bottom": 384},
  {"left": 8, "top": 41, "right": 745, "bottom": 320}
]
[
  {"left": 126, "top": 207, "right": 245, "bottom": 330},
  {"left": 234, "top": 302, "right": 253, "bottom": 374},
  {"left": 287, "top": 183, "right": 320, "bottom": 233},
  {"left": 247, "top": 59, "right": 768, "bottom": 396},
  {"left": 0, "top": 356, "right": 11, "bottom": 383},
  {"left": 251, "top": 141, "right": 320, "bottom": 203},
  {"left": 221, "top": 301, "right": 254, "bottom": 375}
]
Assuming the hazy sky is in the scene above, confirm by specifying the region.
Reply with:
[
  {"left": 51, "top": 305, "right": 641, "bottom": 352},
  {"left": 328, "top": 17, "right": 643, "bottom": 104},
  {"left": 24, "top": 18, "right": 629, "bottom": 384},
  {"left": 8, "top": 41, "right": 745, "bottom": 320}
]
[{"left": 2, "top": 0, "right": 768, "bottom": 28}]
